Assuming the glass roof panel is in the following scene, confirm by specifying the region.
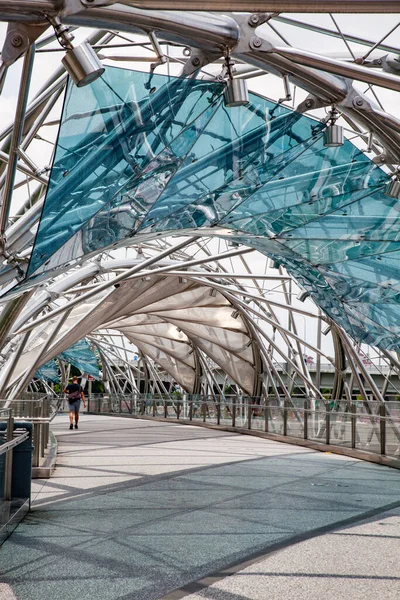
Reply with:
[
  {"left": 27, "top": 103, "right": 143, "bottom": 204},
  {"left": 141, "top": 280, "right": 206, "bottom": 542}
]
[{"left": 25, "top": 65, "right": 400, "bottom": 353}]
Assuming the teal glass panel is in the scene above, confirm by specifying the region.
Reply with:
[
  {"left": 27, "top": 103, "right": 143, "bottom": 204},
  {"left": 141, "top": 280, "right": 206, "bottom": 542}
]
[
  {"left": 35, "top": 360, "right": 59, "bottom": 383},
  {"left": 25, "top": 65, "right": 400, "bottom": 353},
  {"left": 58, "top": 339, "right": 99, "bottom": 379},
  {"left": 28, "top": 67, "right": 224, "bottom": 275}
]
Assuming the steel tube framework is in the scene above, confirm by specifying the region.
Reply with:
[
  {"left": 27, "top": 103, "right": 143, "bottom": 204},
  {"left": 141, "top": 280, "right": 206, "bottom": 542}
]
[{"left": 0, "top": 2, "right": 399, "bottom": 430}]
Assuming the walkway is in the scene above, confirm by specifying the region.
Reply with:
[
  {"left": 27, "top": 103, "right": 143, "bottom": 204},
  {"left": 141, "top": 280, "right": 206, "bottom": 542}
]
[{"left": 1, "top": 414, "right": 399, "bottom": 600}]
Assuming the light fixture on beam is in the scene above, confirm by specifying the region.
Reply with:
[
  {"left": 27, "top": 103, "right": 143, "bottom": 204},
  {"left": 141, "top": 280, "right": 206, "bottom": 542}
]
[
  {"left": 384, "top": 175, "right": 400, "bottom": 199},
  {"left": 323, "top": 106, "right": 343, "bottom": 148},
  {"left": 51, "top": 17, "right": 104, "bottom": 87},
  {"left": 62, "top": 42, "right": 105, "bottom": 87},
  {"left": 222, "top": 56, "right": 249, "bottom": 108}
]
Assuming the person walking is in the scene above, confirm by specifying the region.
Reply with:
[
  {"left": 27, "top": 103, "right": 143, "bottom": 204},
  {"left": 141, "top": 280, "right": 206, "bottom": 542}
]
[{"left": 64, "top": 376, "right": 86, "bottom": 430}]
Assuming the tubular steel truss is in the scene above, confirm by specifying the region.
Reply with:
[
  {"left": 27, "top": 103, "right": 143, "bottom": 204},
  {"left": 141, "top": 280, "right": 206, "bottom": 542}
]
[{"left": 0, "top": 2, "right": 400, "bottom": 421}]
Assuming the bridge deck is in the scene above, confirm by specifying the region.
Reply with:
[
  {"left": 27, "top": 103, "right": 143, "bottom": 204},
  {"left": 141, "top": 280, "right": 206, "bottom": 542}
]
[{"left": 0, "top": 414, "right": 399, "bottom": 600}]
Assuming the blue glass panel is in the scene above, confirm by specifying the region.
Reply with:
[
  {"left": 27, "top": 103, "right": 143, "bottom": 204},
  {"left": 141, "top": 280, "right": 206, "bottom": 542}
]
[
  {"left": 58, "top": 339, "right": 99, "bottom": 379},
  {"left": 35, "top": 360, "right": 59, "bottom": 383},
  {"left": 24, "top": 65, "right": 400, "bottom": 355},
  {"left": 29, "top": 68, "right": 224, "bottom": 275}
]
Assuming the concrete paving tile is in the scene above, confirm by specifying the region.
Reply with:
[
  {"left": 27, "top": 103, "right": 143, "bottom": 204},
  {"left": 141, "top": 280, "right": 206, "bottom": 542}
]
[{"left": 1, "top": 415, "right": 399, "bottom": 600}]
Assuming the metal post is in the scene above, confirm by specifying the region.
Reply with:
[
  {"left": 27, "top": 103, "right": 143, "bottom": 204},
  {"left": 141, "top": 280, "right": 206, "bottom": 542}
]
[
  {"left": 0, "top": 44, "right": 35, "bottom": 236},
  {"left": 380, "top": 403, "right": 386, "bottom": 455},
  {"left": 351, "top": 402, "right": 356, "bottom": 449},
  {"left": 164, "top": 401, "right": 168, "bottom": 419},
  {"left": 283, "top": 399, "right": 288, "bottom": 436},
  {"left": 4, "top": 414, "right": 14, "bottom": 500},
  {"left": 202, "top": 400, "right": 206, "bottom": 423},
  {"left": 152, "top": 400, "right": 156, "bottom": 417},
  {"left": 326, "top": 401, "right": 331, "bottom": 445},
  {"left": 189, "top": 399, "right": 193, "bottom": 421},
  {"left": 177, "top": 402, "right": 180, "bottom": 419},
  {"left": 304, "top": 398, "right": 308, "bottom": 440},
  {"left": 217, "top": 398, "right": 221, "bottom": 425},
  {"left": 264, "top": 399, "right": 269, "bottom": 433},
  {"left": 32, "top": 405, "right": 41, "bottom": 468},
  {"left": 232, "top": 396, "right": 236, "bottom": 427},
  {"left": 247, "top": 401, "right": 252, "bottom": 430}
]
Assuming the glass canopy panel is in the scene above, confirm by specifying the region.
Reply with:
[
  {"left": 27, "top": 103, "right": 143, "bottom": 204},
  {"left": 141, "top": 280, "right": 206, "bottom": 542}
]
[
  {"left": 58, "top": 339, "right": 99, "bottom": 379},
  {"left": 28, "top": 67, "right": 224, "bottom": 276},
  {"left": 35, "top": 360, "right": 59, "bottom": 383},
  {"left": 26, "top": 65, "right": 400, "bottom": 353}
]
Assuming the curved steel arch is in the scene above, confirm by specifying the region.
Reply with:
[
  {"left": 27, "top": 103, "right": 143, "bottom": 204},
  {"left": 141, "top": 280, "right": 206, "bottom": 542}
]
[{"left": 0, "top": 5, "right": 400, "bottom": 404}]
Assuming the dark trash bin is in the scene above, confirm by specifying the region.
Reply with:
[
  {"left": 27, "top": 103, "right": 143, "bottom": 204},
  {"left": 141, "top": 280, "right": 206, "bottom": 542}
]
[{"left": 0, "top": 422, "right": 32, "bottom": 500}]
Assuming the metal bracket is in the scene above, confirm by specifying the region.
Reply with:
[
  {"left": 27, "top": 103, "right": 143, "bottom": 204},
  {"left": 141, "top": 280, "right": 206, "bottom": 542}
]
[
  {"left": 0, "top": 22, "right": 49, "bottom": 67},
  {"left": 180, "top": 48, "right": 222, "bottom": 78},
  {"left": 148, "top": 32, "right": 167, "bottom": 72},
  {"left": 248, "top": 13, "right": 277, "bottom": 28}
]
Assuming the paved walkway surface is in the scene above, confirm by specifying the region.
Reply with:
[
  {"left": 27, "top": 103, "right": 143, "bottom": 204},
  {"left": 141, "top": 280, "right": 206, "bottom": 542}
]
[{"left": 0, "top": 414, "right": 399, "bottom": 600}]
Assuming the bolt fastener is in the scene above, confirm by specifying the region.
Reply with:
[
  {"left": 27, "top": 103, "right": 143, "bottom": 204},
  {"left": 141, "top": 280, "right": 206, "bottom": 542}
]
[
  {"left": 11, "top": 35, "right": 23, "bottom": 48},
  {"left": 251, "top": 37, "right": 263, "bottom": 49}
]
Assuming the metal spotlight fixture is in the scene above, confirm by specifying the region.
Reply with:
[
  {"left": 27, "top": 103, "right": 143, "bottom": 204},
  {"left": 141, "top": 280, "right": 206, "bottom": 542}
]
[
  {"left": 222, "top": 56, "right": 249, "bottom": 108},
  {"left": 323, "top": 106, "right": 344, "bottom": 148},
  {"left": 384, "top": 175, "right": 400, "bottom": 199},
  {"left": 51, "top": 17, "right": 104, "bottom": 88},
  {"left": 62, "top": 42, "right": 105, "bottom": 87},
  {"left": 224, "top": 78, "right": 249, "bottom": 107}
]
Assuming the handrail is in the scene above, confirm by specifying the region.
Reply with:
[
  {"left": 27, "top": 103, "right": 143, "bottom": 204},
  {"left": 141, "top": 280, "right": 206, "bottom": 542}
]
[
  {"left": 87, "top": 395, "right": 400, "bottom": 467},
  {"left": 0, "top": 430, "right": 29, "bottom": 456}
]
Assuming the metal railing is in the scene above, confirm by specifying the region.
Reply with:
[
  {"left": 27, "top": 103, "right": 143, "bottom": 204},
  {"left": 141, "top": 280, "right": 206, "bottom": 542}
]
[
  {"left": 0, "top": 396, "right": 59, "bottom": 468},
  {"left": 87, "top": 394, "right": 400, "bottom": 462}
]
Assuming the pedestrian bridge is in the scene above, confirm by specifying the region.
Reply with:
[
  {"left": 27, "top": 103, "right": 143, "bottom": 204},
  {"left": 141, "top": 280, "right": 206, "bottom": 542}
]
[{"left": 1, "top": 413, "right": 399, "bottom": 600}]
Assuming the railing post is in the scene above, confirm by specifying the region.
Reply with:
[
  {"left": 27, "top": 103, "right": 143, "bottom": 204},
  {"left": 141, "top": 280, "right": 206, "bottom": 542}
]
[
  {"left": 152, "top": 400, "right": 156, "bottom": 417},
  {"left": 247, "top": 401, "right": 252, "bottom": 430},
  {"left": 325, "top": 401, "right": 331, "bottom": 445},
  {"left": 4, "top": 414, "right": 14, "bottom": 500},
  {"left": 351, "top": 402, "right": 356, "bottom": 449},
  {"left": 97, "top": 396, "right": 101, "bottom": 413},
  {"left": 283, "top": 400, "right": 288, "bottom": 436},
  {"left": 32, "top": 405, "right": 41, "bottom": 468},
  {"left": 303, "top": 398, "right": 308, "bottom": 440},
  {"left": 177, "top": 402, "right": 181, "bottom": 419},
  {"left": 217, "top": 398, "right": 221, "bottom": 425},
  {"left": 164, "top": 401, "right": 168, "bottom": 419},
  {"left": 189, "top": 399, "right": 193, "bottom": 421},
  {"left": 232, "top": 396, "right": 236, "bottom": 427},
  {"left": 380, "top": 403, "right": 386, "bottom": 455},
  {"left": 264, "top": 399, "right": 269, "bottom": 433}
]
